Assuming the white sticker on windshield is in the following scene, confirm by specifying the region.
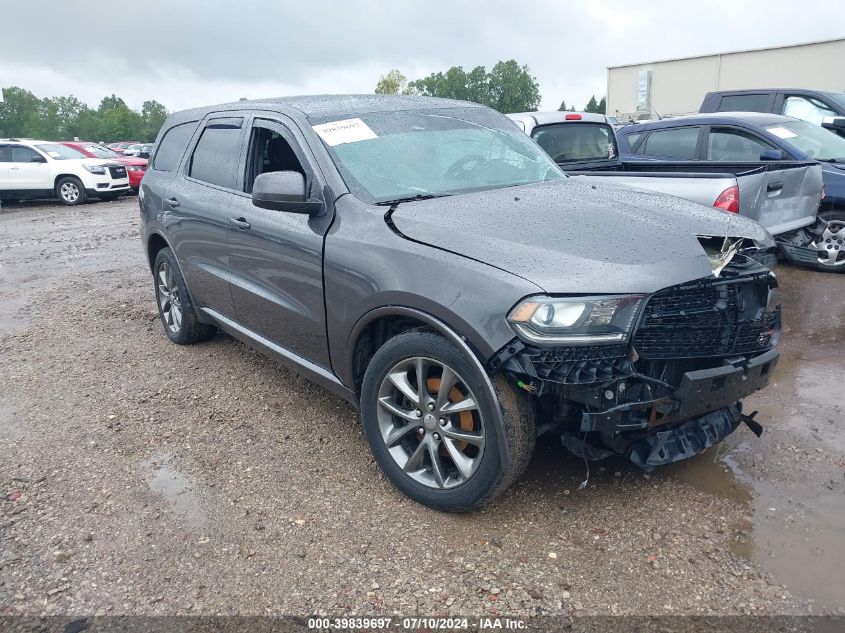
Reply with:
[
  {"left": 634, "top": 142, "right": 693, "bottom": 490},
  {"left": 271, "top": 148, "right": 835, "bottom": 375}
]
[
  {"left": 47, "top": 151, "right": 61, "bottom": 157},
  {"left": 768, "top": 126, "right": 797, "bottom": 139},
  {"left": 312, "top": 118, "right": 377, "bottom": 146}
]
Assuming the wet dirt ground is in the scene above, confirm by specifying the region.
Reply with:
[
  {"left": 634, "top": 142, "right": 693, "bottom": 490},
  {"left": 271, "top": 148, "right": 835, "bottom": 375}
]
[{"left": 1, "top": 198, "right": 843, "bottom": 617}]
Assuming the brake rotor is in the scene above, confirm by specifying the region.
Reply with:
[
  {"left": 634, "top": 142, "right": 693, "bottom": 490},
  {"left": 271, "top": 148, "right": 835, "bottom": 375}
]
[{"left": 427, "top": 376, "right": 474, "bottom": 451}]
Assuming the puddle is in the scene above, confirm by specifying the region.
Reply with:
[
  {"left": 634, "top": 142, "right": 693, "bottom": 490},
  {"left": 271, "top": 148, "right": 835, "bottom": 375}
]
[
  {"left": 142, "top": 453, "right": 206, "bottom": 528},
  {"left": 673, "top": 441, "right": 845, "bottom": 611}
]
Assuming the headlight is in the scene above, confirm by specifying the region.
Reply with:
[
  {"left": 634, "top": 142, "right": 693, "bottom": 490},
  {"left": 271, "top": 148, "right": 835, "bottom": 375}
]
[
  {"left": 508, "top": 295, "right": 644, "bottom": 345},
  {"left": 83, "top": 164, "right": 106, "bottom": 175}
]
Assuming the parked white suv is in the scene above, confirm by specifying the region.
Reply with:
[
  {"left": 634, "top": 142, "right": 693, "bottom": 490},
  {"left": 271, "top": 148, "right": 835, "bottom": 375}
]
[{"left": 0, "top": 139, "right": 131, "bottom": 205}]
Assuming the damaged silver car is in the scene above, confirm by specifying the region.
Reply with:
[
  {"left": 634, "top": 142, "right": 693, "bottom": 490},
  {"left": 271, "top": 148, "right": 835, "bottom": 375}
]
[{"left": 140, "top": 95, "right": 780, "bottom": 512}]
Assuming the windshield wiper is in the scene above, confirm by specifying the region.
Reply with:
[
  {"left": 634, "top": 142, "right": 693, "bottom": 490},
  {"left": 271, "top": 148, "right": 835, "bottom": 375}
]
[
  {"left": 819, "top": 157, "right": 845, "bottom": 164},
  {"left": 375, "top": 193, "right": 452, "bottom": 206}
]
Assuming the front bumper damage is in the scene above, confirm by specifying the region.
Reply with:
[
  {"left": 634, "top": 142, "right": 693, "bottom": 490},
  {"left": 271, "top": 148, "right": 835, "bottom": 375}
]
[{"left": 491, "top": 260, "right": 780, "bottom": 470}]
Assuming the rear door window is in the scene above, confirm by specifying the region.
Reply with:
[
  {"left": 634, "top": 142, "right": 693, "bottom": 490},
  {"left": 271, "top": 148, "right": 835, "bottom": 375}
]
[
  {"left": 642, "top": 127, "right": 701, "bottom": 159},
  {"left": 152, "top": 121, "right": 198, "bottom": 171},
  {"left": 187, "top": 119, "right": 244, "bottom": 189},
  {"left": 706, "top": 128, "right": 775, "bottom": 161},
  {"left": 531, "top": 123, "right": 617, "bottom": 162},
  {"left": 10, "top": 146, "right": 42, "bottom": 163},
  {"left": 718, "top": 94, "right": 771, "bottom": 113}
]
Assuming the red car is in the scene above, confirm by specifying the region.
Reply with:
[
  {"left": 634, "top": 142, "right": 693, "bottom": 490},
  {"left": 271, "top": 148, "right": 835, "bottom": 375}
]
[
  {"left": 62, "top": 142, "right": 148, "bottom": 190},
  {"left": 106, "top": 141, "right": 141, "bottom": 155}
]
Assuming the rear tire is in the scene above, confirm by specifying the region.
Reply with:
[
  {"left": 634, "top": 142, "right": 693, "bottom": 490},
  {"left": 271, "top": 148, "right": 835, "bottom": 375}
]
[
  {"left": 153, "top": 247, "right": 216, "bottom": 344},
  {"left": 360, "top": 331, "right": 535, "bottom": 512},
  {"left": 56, "top": 176, "right": 86, "bottom": 206}
]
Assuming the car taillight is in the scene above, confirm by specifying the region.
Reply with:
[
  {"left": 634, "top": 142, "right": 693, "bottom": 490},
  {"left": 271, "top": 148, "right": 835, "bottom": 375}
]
[
  {"left": 565, "top": 113, "right": 582, "bottom": 120},
  {"left": 713, "top": 185, "right": 739, "bottom": 213}
]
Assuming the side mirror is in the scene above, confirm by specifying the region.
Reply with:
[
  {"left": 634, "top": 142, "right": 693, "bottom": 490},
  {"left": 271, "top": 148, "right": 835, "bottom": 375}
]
[
  {"left": 30, "top": 155, "right": 47, "bottom": 163},
  {"left": 821, "top": 116, "right": 845, "bottom": 131},
  {"left": 252, "top": 171, "right": 323, "bottom": 215},
  {"left": 760, "top": 149, "right": 784, "bottom": 161}
]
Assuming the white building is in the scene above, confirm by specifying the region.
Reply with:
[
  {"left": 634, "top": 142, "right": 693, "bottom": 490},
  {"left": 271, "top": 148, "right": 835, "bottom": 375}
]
[{"left": 607, "top": 38, "right": 845, "bottom": 121}]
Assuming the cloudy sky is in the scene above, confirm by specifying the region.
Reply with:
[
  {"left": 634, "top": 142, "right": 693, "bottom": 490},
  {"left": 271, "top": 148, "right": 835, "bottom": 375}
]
[{"left": 1, "top": 0, "right": 842, "bottom": 113}]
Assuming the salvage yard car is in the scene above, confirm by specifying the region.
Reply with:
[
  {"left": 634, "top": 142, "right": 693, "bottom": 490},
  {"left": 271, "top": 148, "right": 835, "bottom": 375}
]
[
  {"left": 140, "top": 95, "right": 780, "bottom": 511},
  {"left": 699, "top": 88, "right": 845, "bottom": 139},
  {"left": 617, "top": 113, "right": 845, "bottom": 271},
  {"left": 508, "top": 111, "right": 824, "bottom": 240},
  {"left": 0, "top": 138, "right": 131, "bottom": 204}
]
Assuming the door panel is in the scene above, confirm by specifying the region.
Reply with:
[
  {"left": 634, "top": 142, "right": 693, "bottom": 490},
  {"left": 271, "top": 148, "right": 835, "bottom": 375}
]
[
  {"left": 7, "top": 147, "right": 50, "bottom": 188},
  {"left": 165, "top": 179, "right": 237, "bottom": 315},
  {"left": 227, "top": 116, "right": 332, "bottom": 368},
  {"left": 737, "top": 164, "right": 823, "bottom": 235},
  {"left": 162, "top": 116, "right": 247, "bottom": 317}
]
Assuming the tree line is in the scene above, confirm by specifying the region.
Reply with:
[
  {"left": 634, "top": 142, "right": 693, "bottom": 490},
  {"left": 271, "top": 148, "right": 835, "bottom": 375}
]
[
  {"left": 375, "top": 61, "right": 606, "bottom": 115},
  {"left": 0, "top": 87, "right": 167, "bottom": 143}
]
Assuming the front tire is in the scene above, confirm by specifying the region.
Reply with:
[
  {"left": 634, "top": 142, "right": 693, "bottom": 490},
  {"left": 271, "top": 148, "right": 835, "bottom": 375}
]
[
  {"left": 811, "top": 210, "right": 845, "bottom": 272},
  {"left": 56, "top": 176, "right": 86, "bottom": 206},
  {"left": 153, "top": 247, "right": 216, "bottom": 344},
  {"left": 360, "top": 331, "right": 535, "bottom": 512}
]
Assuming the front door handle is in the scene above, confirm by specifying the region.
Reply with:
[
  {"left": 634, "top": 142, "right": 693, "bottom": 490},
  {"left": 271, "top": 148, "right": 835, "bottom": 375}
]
[
  {"left": 231, "top": 217, "right": 251, "bottom": 230},
  {"left": 166, "top": 197, "right": 180, "bottom": 208}
]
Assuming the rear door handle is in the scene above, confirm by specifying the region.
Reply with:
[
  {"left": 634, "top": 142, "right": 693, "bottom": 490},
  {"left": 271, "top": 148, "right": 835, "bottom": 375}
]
[
  {"left": 230, "top": 217, "right": 251, "bottom": 230},
  {"left": 767, "top": 182, "right": 783, "bottom": 193},
  {"left": 166, "top": 197, "right": 180, "bottom": 208}
]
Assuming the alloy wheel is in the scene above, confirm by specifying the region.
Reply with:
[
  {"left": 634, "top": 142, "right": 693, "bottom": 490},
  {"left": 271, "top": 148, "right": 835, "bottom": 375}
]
[
  {"left": 376, "top": 357, "right": 485, "bottom": 489},
  {"left": 60, "top": 181, "right": 80, "bottom": 203},
  {"left": 156, "top": 262, "right": 183, "bottom": 333}
]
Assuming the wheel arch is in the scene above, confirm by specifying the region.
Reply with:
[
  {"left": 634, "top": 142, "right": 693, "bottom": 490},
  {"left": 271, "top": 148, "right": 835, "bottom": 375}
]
[
  {"left": 53, "top": 173, "right": 83, "bottom": 190},
  {"left": 146, "top": 230, "right": 171, "bottom": 272},
  {"left": 346, "top": 305, "right": 513, "bottom": 471},
  {"left": 145, "top": 230, "right": 206, "bottom": 315}
]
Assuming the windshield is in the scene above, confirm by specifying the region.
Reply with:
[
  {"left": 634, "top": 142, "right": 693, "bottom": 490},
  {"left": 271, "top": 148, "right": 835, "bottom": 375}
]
[
  {"left": 35, "top": 143, "right": 86, "bottom": 160},
  {"left": 531, "top": 123, "right": 617, "bottom": 163},
  {"left": 83, "top": 144, "right": 119, "bottom": 159},
  {"left": 822, "top": 92, "right": 845, "bottom": 111},
  {"left": 765, "top": 119, "right": 845, "bottom": 161},
  {"left": 312, "top": 107, "right": 563, "bottom": 204}
]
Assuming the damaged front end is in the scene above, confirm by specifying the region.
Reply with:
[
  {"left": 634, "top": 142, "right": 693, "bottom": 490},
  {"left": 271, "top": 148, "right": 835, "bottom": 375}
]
[{"left": 491, "top": 255, "right": 780, "bottom": 470}]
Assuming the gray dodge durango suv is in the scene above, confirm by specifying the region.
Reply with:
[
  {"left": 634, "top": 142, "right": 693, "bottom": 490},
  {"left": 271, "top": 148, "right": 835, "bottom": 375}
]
[{"left": 140, "top": 95, "right": 780, "bottom": 511}]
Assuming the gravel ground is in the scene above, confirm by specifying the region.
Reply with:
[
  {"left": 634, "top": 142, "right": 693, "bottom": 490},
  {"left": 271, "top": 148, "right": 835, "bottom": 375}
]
[{"left": 0, "top": 198, "right": 843, "bottom": 618}]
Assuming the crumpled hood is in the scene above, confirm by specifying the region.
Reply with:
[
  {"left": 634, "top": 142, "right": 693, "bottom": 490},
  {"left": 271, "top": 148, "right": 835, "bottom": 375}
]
[{"left": 388, "top": 178, "right": 772, "bottom": 294}]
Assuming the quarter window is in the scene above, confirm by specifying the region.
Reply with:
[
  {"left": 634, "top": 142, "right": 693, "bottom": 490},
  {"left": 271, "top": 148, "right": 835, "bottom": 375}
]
[
  {"left": 642, "top": 127, "right": 700, "bottom": 159},
  {"left": 624, "top": 132, "right": 643, "bottom": 152},
  {"left": 718, "top": 94, "right": 770, "bottom": 112},
  {"left": 152, "top": 121, "right": 198, "bottom": 172},
  {"left": 188, "top": 120, "right": 244, "bottom": 189},
  {"left": 707, "top": 128, "right": 774, "bottom": 161}
]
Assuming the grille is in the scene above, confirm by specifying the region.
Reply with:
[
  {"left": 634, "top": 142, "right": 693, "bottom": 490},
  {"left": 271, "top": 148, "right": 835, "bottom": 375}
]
[
  {"left": 109, "top": 166, "right": 127, "bottom": 179},
  {"left": 633, "top": 279, "right": 777, "bottom": 359},
  {"left": 521, "top": 344, "right": 633, "bottom": 384}
]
